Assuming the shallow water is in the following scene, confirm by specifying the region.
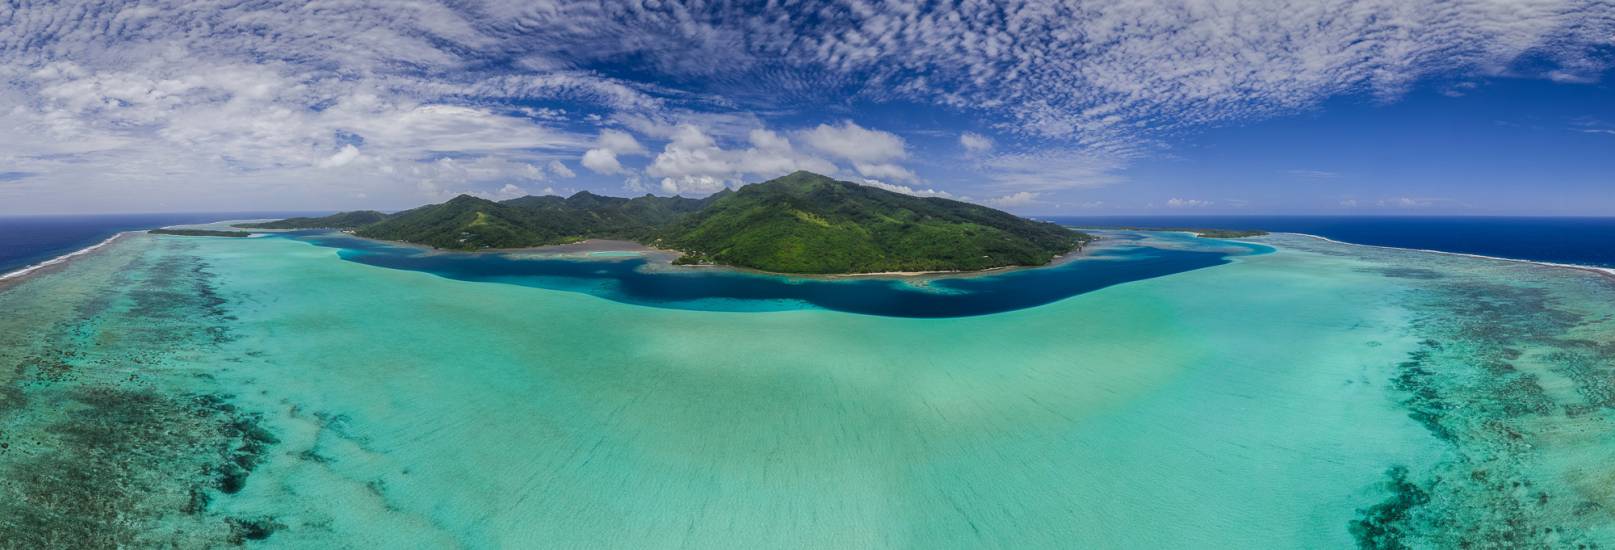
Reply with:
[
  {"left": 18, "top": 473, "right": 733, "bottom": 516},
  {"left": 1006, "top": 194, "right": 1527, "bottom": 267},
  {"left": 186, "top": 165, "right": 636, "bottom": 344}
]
[{"left": 1, "top": 230, "right": 1612, "bottom": 548}]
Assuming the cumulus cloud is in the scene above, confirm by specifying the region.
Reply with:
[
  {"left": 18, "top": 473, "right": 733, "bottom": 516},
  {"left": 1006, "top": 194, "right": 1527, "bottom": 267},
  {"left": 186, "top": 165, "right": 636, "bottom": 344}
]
[
  {"left": 646, "top": 125, "right": 838, "bottom": 195},
  {"left": 795, "top": 121, "right": 920, "bottom": 181},
  {"left": 596, "top": 129, "right": 648, "bottom": 155},
  {"left": 799, "top": 121, "right": 907, "bottom": 163},
  {"left": 582, "top": 149, "right": 629, "bottom": 175},
  {"left": 581, "top": 128, "right": 651, "bottom": 175}
]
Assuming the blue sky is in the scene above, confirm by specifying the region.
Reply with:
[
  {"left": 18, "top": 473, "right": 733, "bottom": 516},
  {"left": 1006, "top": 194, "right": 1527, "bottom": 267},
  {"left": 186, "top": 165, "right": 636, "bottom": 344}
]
[{"left": 0, "top": 1, "right": 1611, "bottom": 215}]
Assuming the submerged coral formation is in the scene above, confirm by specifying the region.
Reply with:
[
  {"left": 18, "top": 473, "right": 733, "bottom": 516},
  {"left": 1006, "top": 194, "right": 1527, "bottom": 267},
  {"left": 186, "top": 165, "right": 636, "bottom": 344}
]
[
  {"left": 0, "top": 236, "right": 277, "bottom": 547},
  {"left": 1303, "top": 239, "right": 1615, "bottom": 548}
]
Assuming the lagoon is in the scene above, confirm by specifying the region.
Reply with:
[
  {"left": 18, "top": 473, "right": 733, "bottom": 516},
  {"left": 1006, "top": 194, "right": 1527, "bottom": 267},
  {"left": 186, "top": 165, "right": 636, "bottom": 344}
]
[{"left": 1, "top": 229, "right": 1612, "bottom": 547}]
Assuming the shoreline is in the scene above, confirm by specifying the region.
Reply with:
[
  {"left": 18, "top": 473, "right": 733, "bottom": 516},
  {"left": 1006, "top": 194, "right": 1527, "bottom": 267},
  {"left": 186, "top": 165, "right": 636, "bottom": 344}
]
[
  {"left": 0, "top": 232, "right": 131, "bottom": 288},
  {"left": 813, "top": 243, "right": 1101, "bottom": 280},
  {"left": 631, "top": 239, "right": 1100, "bottom": 280},
  {"left": 1286, "top": 232, "right": 1615, "bottom": 282},
  {"left": 339, "top": 232, "right": 1100, "bottom": 280}
]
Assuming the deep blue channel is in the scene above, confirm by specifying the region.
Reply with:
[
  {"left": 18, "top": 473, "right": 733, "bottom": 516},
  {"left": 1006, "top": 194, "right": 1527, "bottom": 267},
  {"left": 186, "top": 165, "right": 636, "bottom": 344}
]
[{"left": 290, "top": 231, "right": 1269, "bottom": 318}]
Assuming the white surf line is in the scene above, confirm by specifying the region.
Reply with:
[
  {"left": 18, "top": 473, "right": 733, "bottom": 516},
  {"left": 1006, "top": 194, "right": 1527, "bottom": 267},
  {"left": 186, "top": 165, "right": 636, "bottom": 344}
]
[
  {"left": 1286, "top": 232, "right": 1615, "bottom": 278},
  {"left": 0, "top": 231, "right": 130, "bottom": 281}
]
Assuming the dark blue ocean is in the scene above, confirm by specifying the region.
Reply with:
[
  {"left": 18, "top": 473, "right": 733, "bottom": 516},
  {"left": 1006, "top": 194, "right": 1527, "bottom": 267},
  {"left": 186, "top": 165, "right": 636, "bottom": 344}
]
[
  {"left": 1046, "top": 216, "right": 1615, "bottom": 268},
  {"left": 0, "top": 213, "right": 316, "bottom": 275}
]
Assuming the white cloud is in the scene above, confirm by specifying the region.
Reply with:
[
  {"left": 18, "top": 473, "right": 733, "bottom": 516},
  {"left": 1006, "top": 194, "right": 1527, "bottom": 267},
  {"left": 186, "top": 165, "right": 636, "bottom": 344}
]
[
  {"left": 496, "top": 184, "right": 527, "bottom": 199},
  {"left": 1287, "top": 169, "right": 1341, "bottom": 179},
  {"left": 581, "top": 128, "right": 651, "bottom": 175},
  {"left": 582, "top": 149, "right": 629, "bottom": 175},
  {"left": 859, "top": 179, "right": 953, "bottom": 199},
  {"left": 596, "top": 129, "right": 648, "bottom": 155},
  {"left": 984, "top": 192, "right": 1042, "bottom": 208},
  {"left": 747, "top": 128, "right": 792, "bottom": 152},
  {"left": 960, "top": 132, "right": 994, "bottom": 153},
  {"left": 852, "top": 162, "right": 919, "bottom": 183},
  {"left": 1377, "top": 197, "right": 1455, "bottom": 208},
  {"left": 0, "top": 41, "right": 591, "bottom": 212},
  {"left": 798, "top": 121, "right": 908, "bottom": 164},
  {"left": 1166, "top": 198, "right": 1213, "bottom": 208},
  {"left": 410, "top": 156, "right": 553, "bottom": 201},
  {"left": 804, "top": 2, "right": 1612, "bottom": 146},
  {"left": 981, "top": 150, "right": 1131, "bottom": 191},
  {"left": 1569, "top": 117, "right": 1615, "bottom": 136},
  {"left": 547, "top": 160, "right": 575, "bottom": 178},
  {"left": 659, "top": 175, "right": 727, "bottom": 195},
  {"left": 645, "top": 124, "right": 837, "bottom": 195},
  {"left": 318, "top": 145, "right": 363, "bottom": 169}
]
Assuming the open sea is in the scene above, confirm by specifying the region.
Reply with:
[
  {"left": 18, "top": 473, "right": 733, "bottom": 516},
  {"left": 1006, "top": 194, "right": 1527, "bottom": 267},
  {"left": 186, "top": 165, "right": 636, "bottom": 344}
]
[
  {"left": 0, "top": 212, "right": 317, "bottom": 276},
  {"left": 1046, "top": 215, "right": 1615, "bottom": 268}
]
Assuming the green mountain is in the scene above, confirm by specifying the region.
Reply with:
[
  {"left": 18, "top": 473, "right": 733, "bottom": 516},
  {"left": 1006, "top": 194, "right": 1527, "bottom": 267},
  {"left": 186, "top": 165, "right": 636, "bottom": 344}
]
[
  {"left": 500, "top": 192, "right": 710, "bottom": 241},
  {"left": 236, "top": 210, "right": 387, "bottom": 230},
  {"left": 247, "top": 171, "right": 1090, "bottom": 274},
  {"left": 657, "top": 172, "right": 1086, "bottom": 273},
  {"left": 354, "top": 195, "right": 560, "bottom": 249},
  {"left": 348, "top": 192, "right": 716, "bottom": 249}
]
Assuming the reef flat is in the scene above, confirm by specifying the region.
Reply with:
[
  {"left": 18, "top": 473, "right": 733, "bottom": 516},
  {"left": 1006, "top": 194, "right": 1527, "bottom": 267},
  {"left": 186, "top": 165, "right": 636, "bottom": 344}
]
[
  {"left": 0, "top": 230, "right": 1612, "bottom": 548},
  {"left": 0, "top": 235, "right": 278, "bottom": 547}
]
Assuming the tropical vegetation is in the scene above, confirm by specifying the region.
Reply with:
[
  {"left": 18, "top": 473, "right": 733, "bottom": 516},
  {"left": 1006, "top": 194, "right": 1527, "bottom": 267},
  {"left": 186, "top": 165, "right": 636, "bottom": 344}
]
[{"left": 247, "top": 171, "right": 1091, "bottom": 274}]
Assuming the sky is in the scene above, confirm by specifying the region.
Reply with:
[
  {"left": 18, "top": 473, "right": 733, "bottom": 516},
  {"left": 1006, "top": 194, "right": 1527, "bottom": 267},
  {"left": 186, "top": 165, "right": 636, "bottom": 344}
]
[{"left": 0, "top": 1, "right": 1612, "bottom": 216}]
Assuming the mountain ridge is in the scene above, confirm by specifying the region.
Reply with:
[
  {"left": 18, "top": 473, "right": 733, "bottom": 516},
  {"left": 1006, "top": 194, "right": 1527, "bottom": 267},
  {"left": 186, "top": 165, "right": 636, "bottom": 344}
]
[{"left": 240, "top": 171, "right": 1091, "bottom": 274}]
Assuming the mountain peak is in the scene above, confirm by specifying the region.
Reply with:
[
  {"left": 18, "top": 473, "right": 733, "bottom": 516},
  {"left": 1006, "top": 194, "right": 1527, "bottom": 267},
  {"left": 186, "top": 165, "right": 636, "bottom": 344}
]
[
  {"left": 783, "top": 170, "right": 832, "bottom": 179},
  {"left": 744, "top": 171, "right": 843, "bottom": 195}
]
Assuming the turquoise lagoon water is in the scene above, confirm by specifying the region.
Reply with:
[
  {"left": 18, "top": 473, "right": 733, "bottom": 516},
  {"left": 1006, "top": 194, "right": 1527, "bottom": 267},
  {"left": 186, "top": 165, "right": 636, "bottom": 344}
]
[{"left": 1, "top": 230, "right": 1613, "bottom": 547}]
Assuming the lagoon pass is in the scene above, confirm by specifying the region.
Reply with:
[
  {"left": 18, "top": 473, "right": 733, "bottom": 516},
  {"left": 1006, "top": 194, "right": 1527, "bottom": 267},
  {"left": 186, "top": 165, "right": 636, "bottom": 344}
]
[{"left": 1, "top": 229, "right": 1613, "bottom": 548}]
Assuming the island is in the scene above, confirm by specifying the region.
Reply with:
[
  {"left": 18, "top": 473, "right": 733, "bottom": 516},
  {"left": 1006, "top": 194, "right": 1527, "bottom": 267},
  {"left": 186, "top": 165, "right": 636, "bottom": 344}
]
[
  {"left": 148, "top": 228, "right": 254, "bottom": 238},
  {"left": 242, "top": 171, "right": 1092, "bottom": 274},
  {"left": 235, "top": 210, "right": 388, "bottom": 230}
]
